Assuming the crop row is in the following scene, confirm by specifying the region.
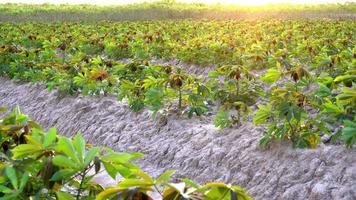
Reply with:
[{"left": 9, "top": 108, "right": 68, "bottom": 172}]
[
  {"left": 0, "top": 20, "right": 355, "bottom": 66},
  {"left": 0, "top": 20, "right": 355, "bottom": 148}
]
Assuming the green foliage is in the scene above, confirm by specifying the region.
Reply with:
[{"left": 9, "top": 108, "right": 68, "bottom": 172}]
[
  {"left": 209, "top": 65, "right": 261, "bottom": 127},
  {"left": 1, "top": 19, "right": 355, "bottom": 149},
  {"left": 341, "top": 119, "right": 356, "bottom": 148},
  {"left": 254, "top": 67, "right": 325, "bottom": 148},
  {"left": 0, "top": 108, "right": 252, "bottom": 199}
]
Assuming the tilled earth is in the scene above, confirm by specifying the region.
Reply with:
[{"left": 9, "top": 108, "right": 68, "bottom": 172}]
[{"left": 0, "top": 77, "right": 355, "bottom": 200}]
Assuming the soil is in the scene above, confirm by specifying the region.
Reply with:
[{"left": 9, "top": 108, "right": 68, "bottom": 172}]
[{"left": 0, "top": 77, "right": 355, "bottom": 200}]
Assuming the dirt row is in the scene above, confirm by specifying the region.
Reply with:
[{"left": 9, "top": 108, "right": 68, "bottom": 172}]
[{"left": 0, "top": 77, "right": 355, "bottom": 200}]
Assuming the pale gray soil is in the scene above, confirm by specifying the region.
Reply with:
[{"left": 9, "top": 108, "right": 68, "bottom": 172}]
[{"left": 0, "top": 77, "right": 355, "bottom": 200}]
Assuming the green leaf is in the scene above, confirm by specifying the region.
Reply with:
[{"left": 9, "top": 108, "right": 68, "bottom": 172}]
[
  {"left": 52, "top": 155, "right": 78, "bottom": 168},
  {"left": 12, "top": 144, "right": 42, "bottom": 158},
  {"left": 253, "top": 103, "right": 272, "bottom": 124},
  {"left": 231, "top": 186, "right": 252, "bottom": 200},
  {"left": 19, "top": 171, "right": 29, "bottom": 191},
  {"left": 156, "top": 170, "right": 175, "bottom": 185},
  {"left": 26, "top": 135, "right": 43, "bottom": 147},
  {"left": 73, "top": 133, "right": 85, "bottom": 164},
  {"left": 0, "top": 185, "right": 12, "bottom": 193},
  {"left": 96, "top": 187, "right": 126, "bottom": 200},
  {"left": 261, "top": 68, "right": 281, "bottom": 83},
  {"left": 314, "top": 83, "right": 331, "bottom": 97},
  {"left": 341, "top": 120, "right": 356, "bottom": 148},
  {"left": 130, "top": 169, "right": 154, "bottom": 183},
  {"left": 119, "top": 179, "right": 154, "bottom": 189},
  {"left": 50, "top": 169, "right": 76, "bottom": 181},
  {"left": 5, "top": 167, "right": 18, "bottom": 190},
  {"left": 205, "top": 186, "right": 230, "bottom": 200},
  {"left": 102, "top": 152, "right": 143, "bottom": 164},
  {"left": 56, "top": 191, "right": 75, "bottom": 200},
  {"left": 214, "top": 109, "right": 231, "bottom": 129},
  {"left": 334, "top": 74, "right": 356, "bottom": 83},
  {"left": 336, "top": 87, "right": 356, "bottom": 106},
  {"left": 180, "top": 178, "right": 201, "bottom": 189},
  {"left": 103, "top": 162, "right": 118, "bottom": 179},
  {"left": 114, "top": 164, "right": 135, "bottom": 179},
  {"left": 144, "top": 87, "right": 164, "bottom": 112},
  {"left": 56, "top": 137, "right": 79, "bottom": 163},
  {"left": 44, "top": 127, "right": 57, "bottom": 147},
  {"left": 84, "top": 147, "right": 99, "bottom": 167},
  {"left": 322, "top": 102, "right": 345, "bottom": 116},
  {"left": 129, "top": 99, "right": 145, "bottom": 112}
]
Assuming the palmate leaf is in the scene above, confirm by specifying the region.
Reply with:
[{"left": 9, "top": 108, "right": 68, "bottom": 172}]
[
  {"left": 336, "top": 87, "right": 356, "bottom": 106},
  {"left": 101, "top": 151, "right": 143, "bottom": 179},
  {"left": 188, "top": 105, "right": 209, "bottom": 119},
  {"left": 214, "top": 109, "right": 231, "bottom": 129},
  {"left": 322, "top": 101, "right": 345, "bottom": 116},
  {"left": 314, "top": 83, "right": 331, "bottom": 98},
  {"left": 144, "top": 87, "right": 164, "bottom": 112},
  {"left": 253, "top": 103, "right": 273, "bottom": 124},
  {"left": 129, "top": 99, "right": 145, "bottom": 112},
  {"left": 55, "top": 137, "right": 79, "bottom": 164},
  {"left": 43, "top": 127, "right": 57, "bottom": 147},
  {"left": 261, "top": 68, "right": 281, "bottom": 83},
  {"left": 118, "top": 80, "right": 135, "bottom": 101},
  {"left": 341, "top": 120, "right": 356, "bottom": 148},
  {"left": 278, "top": 102, "right": 303, "bottom": 122}
]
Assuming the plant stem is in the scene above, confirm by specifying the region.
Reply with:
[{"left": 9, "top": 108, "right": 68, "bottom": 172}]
[
  {"left": 76, "top": 170, "right": 87, "bottom": 200},
  {"left": 178, "top": 87, "right": 182, "bottom": 110},
  {"left": 154, "top": 185, "right": 163, "bottom": 198},
  {"left": 287, "top": 120, "right": 296, "bottom": 140}
]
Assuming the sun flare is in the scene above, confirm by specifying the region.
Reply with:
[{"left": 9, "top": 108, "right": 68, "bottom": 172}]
[{"left": 0, "top": 0, "right": 351, "bottom": 5}]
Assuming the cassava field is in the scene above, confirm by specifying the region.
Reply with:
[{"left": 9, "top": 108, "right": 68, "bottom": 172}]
[{"left": 0, "top": 1, "right": 355, "bottom": 200}]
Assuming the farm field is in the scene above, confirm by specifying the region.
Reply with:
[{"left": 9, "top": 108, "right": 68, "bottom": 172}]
[{"left": 0, "top": 1, "right": 355, "bottom": 200}]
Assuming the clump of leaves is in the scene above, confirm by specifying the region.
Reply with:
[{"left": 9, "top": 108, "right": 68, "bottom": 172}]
[
  {"left": 255, "top": 67, "right": 323, "bottom": 148},
  {"left": 209, "top": 65, "right": 261, "bottom": 128},
  {"left": 0, "top": 107, "right": 252, "bottom": 199}
]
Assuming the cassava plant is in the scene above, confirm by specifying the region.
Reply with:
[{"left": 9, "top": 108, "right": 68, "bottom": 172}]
[
  {"left": 254, "top": 66, "right": 324, "bottom": 148},
  {"left": 208, "top": 65, "right": 261, "bottom": 128},
  {"left": 0, "top": 107, "right": 252, "bottom": 199}
]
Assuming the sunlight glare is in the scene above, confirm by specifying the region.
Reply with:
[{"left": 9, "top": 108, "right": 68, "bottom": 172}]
[{"left": 0, "top": 0, "right": 351, "bottom": 5}]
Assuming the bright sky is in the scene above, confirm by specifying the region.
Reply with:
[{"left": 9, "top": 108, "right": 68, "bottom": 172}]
[{"left": 0, "top": 0, "right": 353, "bottom": 5}]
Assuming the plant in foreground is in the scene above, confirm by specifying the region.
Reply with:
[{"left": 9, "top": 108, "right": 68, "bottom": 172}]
[{"left": 0, "top": 107, "right": 252, "bottom": 199}]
